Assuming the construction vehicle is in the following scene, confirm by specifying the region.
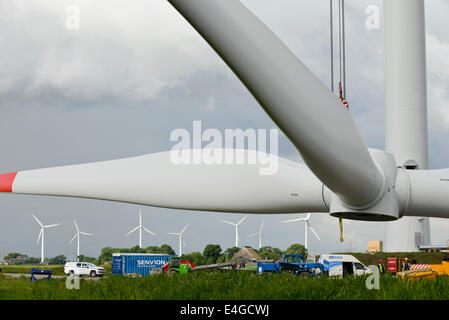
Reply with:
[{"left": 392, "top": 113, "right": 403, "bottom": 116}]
[
  {"left": 257, "top": 254, "right": 325, "bottom": 277},
  {"left": 162, "top": 256, "right": 195, "bottom": 274},
  {"left": 397, "top": 268, "right": 439, "bottom": 281}
]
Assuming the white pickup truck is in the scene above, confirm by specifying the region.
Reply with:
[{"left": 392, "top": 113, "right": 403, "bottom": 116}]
[{"left": 64, "top": 262, "right": 105, "bottom": 277}]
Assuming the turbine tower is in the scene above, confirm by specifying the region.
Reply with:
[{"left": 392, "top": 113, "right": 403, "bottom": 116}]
[
  {"left": 281, "top": 214, "right": 320, "bottom": 250},
  {"left": 248, "top": 220, "right": 264, "bottom": 250},
  {"left": 167, "top": 224, "right": 188, "bottom": 256},
  {"left": 384, "top": 0, "right": 431, "bottom": 251},
  {"left": 70, "top": 219, "right": 94, "bottom": 260},
  {"left": 125, "top": 209, "right": 156, "bottom": 248},
  {"left": 32, "top": 214, "right": 60, "bottom": 263},
  {"left": 221, "top": 215, "right": 248, "bottom": 248}
]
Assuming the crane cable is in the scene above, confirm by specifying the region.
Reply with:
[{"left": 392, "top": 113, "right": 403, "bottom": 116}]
[{"left": 330, "top": 0, "right": 348, "bottom": 110}]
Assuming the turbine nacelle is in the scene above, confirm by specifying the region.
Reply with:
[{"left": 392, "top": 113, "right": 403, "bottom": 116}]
[{"left": 327, "top": 149, "right": 400, "bottom": 221}]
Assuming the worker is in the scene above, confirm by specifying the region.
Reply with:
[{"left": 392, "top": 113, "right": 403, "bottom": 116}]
[
  {"left": 401, "top": 258, "right": 410, "bottom": 271},
  {"left": 377, "top": 260, "right": 385, "bottom": 274}
]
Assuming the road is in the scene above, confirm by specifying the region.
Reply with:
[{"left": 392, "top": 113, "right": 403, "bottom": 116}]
[{"left": 2, "top": 273, "right": 104, "bottom": 280}]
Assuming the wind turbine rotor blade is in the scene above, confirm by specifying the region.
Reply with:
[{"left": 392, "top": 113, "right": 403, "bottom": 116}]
[
  {"left": 220, "top": 220, "right": 237, "bottom": 227},
  {"left": 260, "top": 220, "right": 264, "bottom": 233},
  {"left": 0, "top": 150, "right": 328, "bottom": 214},
  {"left": 236, "top": 215, "right": 248, "bottom": 226},
  {"left": 36, "top": 229, "right": 43, "bottom": 244},
  {"left": 73, "top": 219, "right": 79, "bottom": 232},
  {"left": 306, "top": 213, "right": 311, "bottom": 220},
  {"left": 125, "top": 226, "right": 140, "bottom": 237},
  {"left": 80, "top": 232, "right": 94, "bottom": 236},
  {"left": 32, "top": 215, "right": 43, "bottom": 227},
  {"left": 166, "top": 0, "right": 384, "bottom": 208},
  {"left": 167, "top": 232, "right": 180, "bottom": 236},
  {"left": 309, "top": 225, "right": 321, "bottom": 241},
  {"left": 248, "top": 233, "right": 259, "bottom": 238},
  {"left": 281, "top": 218, "right": 306, "bottom": 223},
  {"left": 44, "top": 224, "right": 60, "bottom": 228},
  {"left": 180, "top": 224, "right": 188, "bottom": 234},
  {"left": 69, "top": 233, "right": 78, "bottom": 243},
  {"left": 142, "top": 227, "right": 156, "bottom": 236}
]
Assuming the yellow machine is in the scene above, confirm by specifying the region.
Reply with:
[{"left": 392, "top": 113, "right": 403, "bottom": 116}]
[
  {"left": 397, "top": 268, "right": 438, "bottom": 281},
  {"left": 429, "top": 261, "right": 449, "bottom": 276}
]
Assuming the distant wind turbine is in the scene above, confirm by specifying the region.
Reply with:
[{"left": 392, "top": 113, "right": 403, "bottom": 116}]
[
  {"left": 125, "top": 209, "right": 156, "bottom": 248},
  {"left": 70, "top": 219, "right": 94, "bottom": 260},
  {"left": 248, "top": 220, "right": 264, "bottom": 250},
  {"left": 32, "top": 214, "right": 60, "bottom": 263},
  {"left": 221, "top": 215, "right": 248, "bottom": 248},
  {"left": 168, "top": 224, "right": 188, "bottom": 256},
  {"left": 281, "top": 213, "right": 320, "bottom": 250}
]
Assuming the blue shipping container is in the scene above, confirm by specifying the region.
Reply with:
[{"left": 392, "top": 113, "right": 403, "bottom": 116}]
[{"left": 112, "top": 253, "right": 172, "bottom": 276}]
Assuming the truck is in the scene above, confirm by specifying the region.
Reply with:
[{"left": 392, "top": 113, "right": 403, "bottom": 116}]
[
  {"left": 317, "top": 254, "right": 372, "bottom": 277},
  {"left": 161, "top": 256, "right": 195, "bottom": 274},
  {"left": 257, "top": 254, "right": 325, "bottom": 277},
  {"left": 64, "top": 262, "right": 105, "bottom": 277}
]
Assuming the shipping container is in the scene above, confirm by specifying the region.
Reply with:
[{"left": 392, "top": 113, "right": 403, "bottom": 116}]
[{"left": 112, "top": 253, "right": 173, "bottom": 276}]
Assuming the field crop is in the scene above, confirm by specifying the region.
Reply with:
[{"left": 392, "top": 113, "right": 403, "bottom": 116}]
[{"left": 1, "top": 271, "right": 449, "bottom": 300}]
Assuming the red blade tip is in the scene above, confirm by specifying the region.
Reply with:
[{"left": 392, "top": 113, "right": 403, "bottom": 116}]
[{"left": 0, "top": 172, "right": 18, "bottom": 192}]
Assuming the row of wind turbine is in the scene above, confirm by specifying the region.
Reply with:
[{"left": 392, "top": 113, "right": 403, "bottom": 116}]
[
  {"left": 33, "top": 215, "right": 93, "bottom": 263},
  {"left": 223, "top": 214, "right": 321, "bottom": 250}
]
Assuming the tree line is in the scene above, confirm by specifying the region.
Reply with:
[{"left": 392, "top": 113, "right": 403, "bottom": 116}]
[{"left": 2, "top": 243, "right": 307, "bottom": 266}]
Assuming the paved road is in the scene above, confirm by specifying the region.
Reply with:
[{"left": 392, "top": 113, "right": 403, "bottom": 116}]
[{"left": 2, "top": 273, "right": 104, "bottom": 280}]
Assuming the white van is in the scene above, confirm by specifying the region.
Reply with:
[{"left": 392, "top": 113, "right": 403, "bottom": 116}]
[{"left": 317, "top": 254, "right": 373, "bottom": 277}]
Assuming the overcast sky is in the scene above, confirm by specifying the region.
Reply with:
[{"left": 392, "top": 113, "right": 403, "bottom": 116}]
[{"left": 0, "top": 0, "right": 449, "bottom": 260}]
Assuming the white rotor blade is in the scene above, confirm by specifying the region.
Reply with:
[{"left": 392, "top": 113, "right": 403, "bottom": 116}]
[
  {"left": 180, "top": 224, "right": 188, "bottom": 235},
  {"left": 248, "top": 233, "right": 259, "bottom": 238},
  {"left": 32, "top": 214, "right": 43, "bottom": 227},
  {"left": 36, "top": 229, "right": 43, "bottom": 244},
  {"left": 167, "top": 232, "right": 180, "bottom": 236},
  {"left": 309, "top": 225, "right": 321, "bottom": 241},
  {"left": 220, "top": 220, "right": 237, "bottom": 227},
  {"left": 281, "top": 218, "right": 306, "bottom": 223},
  {"left": 305, "top": 213, "right": 311, "bottom": 220},
  {"left": 125, "top": 226, "right": 140, "bottom": 237},
  {"left": 69, "top": 233, "right": 78, "bottom": 243},
  {"left": 80, "top": 232, "right": 94, "bottom": 236},
  {"left": 260, "top": 220, "right": 264, "bottom": 233},
  {"left": 167, "top": 0, "right": 383, "bottom": 208},
  {"left": 1, "top": 150, "right": 328, "bottom": 214},
  {"left": 236, "top": 215, "right": 248, "bottom": 226},
  {"left": 73, "top": 219, "right": 79, "bottom": 233},
  {"left": 139, "top": 209, "right": 142, "bottom": 226},
  {"left": 142, "top": 227, "right": 156, "bottom": 236},
  {"left": 44, "top": 224, "right": 60, "bottom": 228}
]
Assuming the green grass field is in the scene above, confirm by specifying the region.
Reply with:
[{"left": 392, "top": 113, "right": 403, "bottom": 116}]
[{"left": 1, "top": 271, "right": 449, "bottom": 300}]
